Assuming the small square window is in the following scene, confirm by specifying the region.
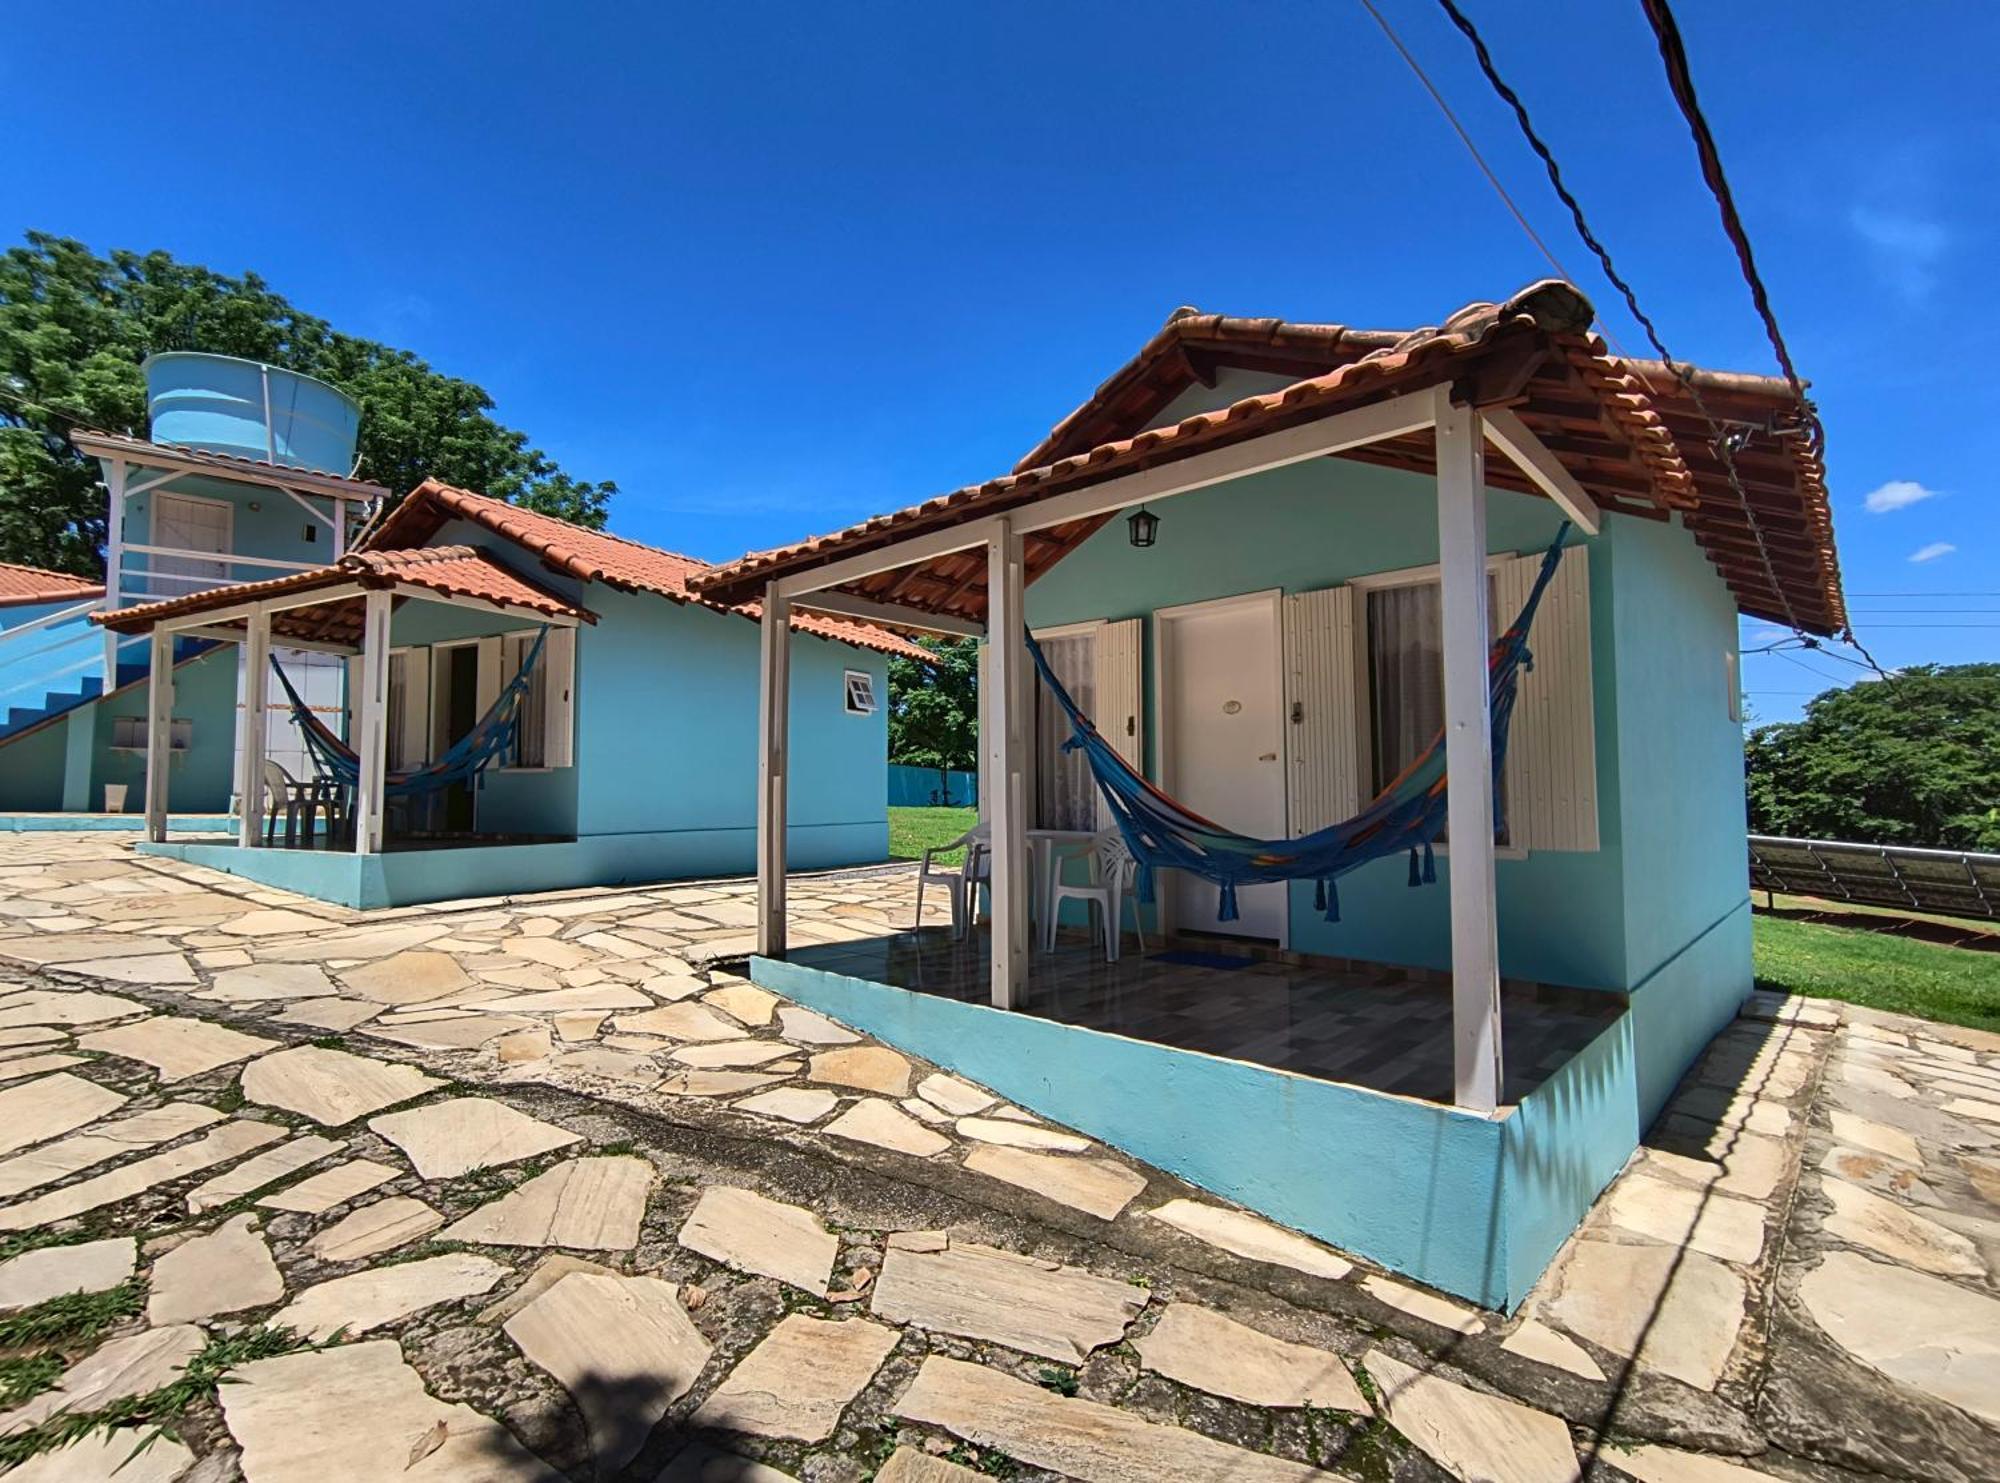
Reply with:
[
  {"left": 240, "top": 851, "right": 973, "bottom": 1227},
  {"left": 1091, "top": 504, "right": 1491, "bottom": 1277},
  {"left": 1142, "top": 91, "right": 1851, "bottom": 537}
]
[
  {"left": 844, "top": 670, "right": 877, "bottom": 715},
  {"left": 303, "top": 523, "right": 319, "bottom": 543}
]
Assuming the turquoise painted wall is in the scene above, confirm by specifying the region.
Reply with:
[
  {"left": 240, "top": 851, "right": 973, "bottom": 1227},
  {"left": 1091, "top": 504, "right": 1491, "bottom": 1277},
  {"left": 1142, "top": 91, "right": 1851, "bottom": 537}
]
[
  {"left": 1, "top": 598, "right": 83, "bottom": 633},
  {"left": 1025, "top": 456, "right": 1630, "bottom": 990},
  {"left": 122, "top": 473, "right": 335, "bottom": 600}
]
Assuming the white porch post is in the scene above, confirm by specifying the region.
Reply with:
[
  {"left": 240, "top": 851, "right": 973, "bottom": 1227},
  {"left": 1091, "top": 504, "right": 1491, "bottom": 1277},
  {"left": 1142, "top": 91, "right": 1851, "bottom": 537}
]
[
  {"left": 1436, "top": 395, "right": 1504, "bottom": 1113},
  {"left": 103, "top": 459, "right": 126, "bottom": 680},
  {"left": 353, "top": 591, "right": 392, "bottom": 855},
  {"left": 757, "top": 585, "right": 792, "bottom": 958},
  {"left": 984, "top": 520, "right": 1030, "bottom": 1009},
  {"left": 238, "top": 608, "right": 271, "bottom": 849},
  {"left": 143, "top": 628, "right": 174, "bottom": 843}
]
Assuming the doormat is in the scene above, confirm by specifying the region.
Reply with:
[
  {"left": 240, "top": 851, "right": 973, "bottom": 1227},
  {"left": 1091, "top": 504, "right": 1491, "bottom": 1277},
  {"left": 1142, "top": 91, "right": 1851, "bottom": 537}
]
[{"left": 1148, "top": 949, "right": 1258, "bottom": 971}]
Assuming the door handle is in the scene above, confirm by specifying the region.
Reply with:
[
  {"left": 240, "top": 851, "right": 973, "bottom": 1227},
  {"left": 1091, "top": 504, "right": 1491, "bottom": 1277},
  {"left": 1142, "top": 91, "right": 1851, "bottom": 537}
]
[{"left": 1258, "top": 752, "right": 1277, "bottom": 762}]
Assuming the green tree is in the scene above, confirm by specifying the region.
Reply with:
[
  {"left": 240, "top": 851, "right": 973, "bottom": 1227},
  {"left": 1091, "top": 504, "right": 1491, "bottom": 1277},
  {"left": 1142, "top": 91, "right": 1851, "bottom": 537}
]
[
  {"left": 0, "top": 233, "right": 614, "bottom": 576},
  {"left": 888, "top": 636, "right": 978, "bottom": 799},
  {"left": 1745, "top": 663, "right": 2000, "bottom": 851}
]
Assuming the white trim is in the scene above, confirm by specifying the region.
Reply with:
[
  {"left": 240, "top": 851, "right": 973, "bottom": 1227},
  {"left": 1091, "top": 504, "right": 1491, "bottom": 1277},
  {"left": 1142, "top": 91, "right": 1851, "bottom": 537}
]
[
  {"left": 143, "top": 628, "right": 175, "bottom": 843},
  {"left": 122, "top": 546, "right": 321, "bottom": 573},
  {"left": 770, "top": 387, "right": 1443, "bottom": 601},
  {"left": 1481, "top": 408, "right": 1601, "bottom": 535},
  {"left": 757, "top": 585, "right": 792, "bottom": 957},
  {"left": 1150, "top": 587, "right": 1289, "bottom": 948},
  {"left": 353, "top": 591, "right": 392, "bottom": 854},
  {"left": 1436, "top": 396, "right": 1504, "bottom": 1115},
  {"left": 1348, "top": 552, "right": 1514, "bottom": 592},
  {"left": 386, "top": 583, "right": 580, "bottom": 627},
  {"left": 986, "top": 521, "right": 1031, "bottom": 1008},
  {"left": 153, "top": 582, "right": 372, "bottom": 633},
  {"left": 70, "top": 433, "right": 387, "bottom": 502},
  {"left": 237, "top": 609, "right": 271, "bottom": 848}
]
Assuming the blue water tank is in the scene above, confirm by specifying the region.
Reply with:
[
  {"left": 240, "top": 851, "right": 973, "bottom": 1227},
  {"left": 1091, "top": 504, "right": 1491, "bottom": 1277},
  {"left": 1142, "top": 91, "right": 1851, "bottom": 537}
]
[{"left": 143, "top": 352, "right": 361, "bottom": 477}]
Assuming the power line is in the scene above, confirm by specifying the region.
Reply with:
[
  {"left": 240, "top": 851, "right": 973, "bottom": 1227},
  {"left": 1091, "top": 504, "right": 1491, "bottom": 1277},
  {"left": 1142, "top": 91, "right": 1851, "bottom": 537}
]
[{"left": 1425, "top": 0, "right": 1806, "bottom": 643}]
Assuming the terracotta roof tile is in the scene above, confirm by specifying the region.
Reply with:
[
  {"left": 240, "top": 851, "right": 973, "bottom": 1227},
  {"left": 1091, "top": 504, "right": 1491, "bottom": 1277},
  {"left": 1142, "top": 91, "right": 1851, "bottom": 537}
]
[
  {"left": 368, "top": 481, "right": 931, "bottom": 661},
  {"left": 0, "top": 561, "right": 103, "bottom": 608},
  {"left": 94, "top": 545, "right": 593, "bottom": 636}
]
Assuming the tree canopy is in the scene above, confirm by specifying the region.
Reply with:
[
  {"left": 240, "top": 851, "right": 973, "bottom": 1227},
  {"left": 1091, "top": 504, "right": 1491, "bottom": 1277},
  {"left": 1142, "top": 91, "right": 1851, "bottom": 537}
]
[
  {"left": 888, "top": 636, "right": 978, "bottom": 781},
  {"left": 0, "top": 232, "right": 615, "bottom": 576},
  {"left": 1745, "top": 663, "right": 2000, "bottom": 852}
]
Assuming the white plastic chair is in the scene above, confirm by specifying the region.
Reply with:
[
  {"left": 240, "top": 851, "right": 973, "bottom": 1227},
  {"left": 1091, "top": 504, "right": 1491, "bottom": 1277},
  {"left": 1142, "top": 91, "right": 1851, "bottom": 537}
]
[
  {"left": 1042, "top": 827, "right": 1147, "bottom": 962},
  {"left": 914, "top": 823, "right": 990, "bottom": 939}
]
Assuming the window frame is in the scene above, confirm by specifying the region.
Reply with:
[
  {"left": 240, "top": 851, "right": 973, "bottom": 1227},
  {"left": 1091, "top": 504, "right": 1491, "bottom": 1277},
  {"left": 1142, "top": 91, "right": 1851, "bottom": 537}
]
[{"left": 1348, "top": 555, "right": 1524, "bottom": 859}]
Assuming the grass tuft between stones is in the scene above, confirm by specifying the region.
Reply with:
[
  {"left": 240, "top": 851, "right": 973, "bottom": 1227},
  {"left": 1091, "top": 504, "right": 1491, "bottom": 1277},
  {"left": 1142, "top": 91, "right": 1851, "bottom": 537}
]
[{"left": 0, "top": 1278, "right": 145, "bottom": 1351}]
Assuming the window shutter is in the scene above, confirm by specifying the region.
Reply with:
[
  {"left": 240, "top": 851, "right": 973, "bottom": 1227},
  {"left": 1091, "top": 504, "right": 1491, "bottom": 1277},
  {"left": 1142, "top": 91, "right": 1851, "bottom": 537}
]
[
  {"left": 1093, "top": 619, "right": 1144, "bottom": 828},
  {"left": 344, "top": 655, "right": 363, "bottom": 743},
  {"left": 397, "top": 649, "right": 431, "bottom": 768},
  {"left": 976, "top": 641, "right": 991, "bottom": 824},
  {"left": 543, "top": 627, "right": 576, "bottom": 767},
  {"left": 475, "top": 637, "right": 502, "bottom": 720},
  {"left": 1498, "top": 544, "right": 1598, "bottom": 851},
  {"left": 1283, "top": 584, "right": 1359, "bottom": 836}
]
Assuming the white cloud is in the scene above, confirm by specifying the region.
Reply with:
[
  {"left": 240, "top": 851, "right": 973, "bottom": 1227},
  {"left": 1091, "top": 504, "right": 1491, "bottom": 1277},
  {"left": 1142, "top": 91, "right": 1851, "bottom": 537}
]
[
  {"left": 1863, "top": 479, "right": 1940, "bottom": 514},
  {"left": 1908, "top": 541, "right": 1956, "bottom": 563},
  {"left": 1851, "top": 205, "right": 1950, "bottom": 304}
]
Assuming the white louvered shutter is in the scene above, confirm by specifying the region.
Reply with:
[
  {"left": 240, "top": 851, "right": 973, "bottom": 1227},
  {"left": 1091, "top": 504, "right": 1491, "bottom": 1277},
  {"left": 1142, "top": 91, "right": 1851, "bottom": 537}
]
[
  {"left": 344, "top": 655, "right": 363, "bottom": 743},
  {"left": 1094, "top": 619, "right": 1144, "bottom": 827},
  {"left": 1283, "top": 584, "right": 1360, "bottom": 836},
  {"left": 543, "top": 627, "right": 576, "bottom": 768},
  {"left": 1498, "top": 544, "right": 1598, "bottom": 851},
  {"left": 475, "top": 637, "right": 502, "bottom": 719},
  {"left": 394, "top": 649, "right": 431, "bottom": 769}
]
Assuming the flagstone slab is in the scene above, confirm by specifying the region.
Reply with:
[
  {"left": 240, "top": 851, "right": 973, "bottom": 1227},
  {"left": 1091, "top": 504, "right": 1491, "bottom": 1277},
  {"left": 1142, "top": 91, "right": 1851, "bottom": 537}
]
[
  {"left": 258, "top": 1156, "right": 400, "bottom": 1213},
  {"left": 705, "top": 983, "right": 780, "bottom": 1027},
  {"left": 308, "top": 1196, "right": 446, "bottom": 1262},
  {"left": 1797, "top": 1248, "right": 2000, "bottom": 1427},
  {"left": 954, "top": 1115, "right": 1090, "bottom": 1153},
  {"left": 1361, "top": 1275, "right": 1487, "bottom": 1336},
  {"left": 0, "top": 1071, "right": 126, "bottom": 1158},
  {"left": 240, "top": 1044, "right": 444, "bottom": 1125},
  {"left": 1135, "top": 1303, "right": 1366, "bottom": 1410},
  {"left": 333, "top": 950, "right": 473, "bottom": 1005},
  {"left": 1820, "top": 1176, "right": 1983, "bottom": 1276},
  {"left": 826, "top": 1098, "right": 951, "bottom": 1157},
  {"left": 1944, "top": 1096, "right": 2000, "bottom": 1125},
  {"left": 658, "top": 1068, "right": 791, "bottom": 1097},
  {"left": 198, "top": 963, "right": 337, "bottom": 1002},
  {"left": 895, "top": 1355, "right": 1332, "bottom": 1483},
  {"left": 217, "top": 908, "right": 335, "bottom": 938},
  {"left": 221, "top": 1338, "right": 560, "bottom": 1482},
  {"left": 778, "top": 1006, "right": 859, "bottom": 1045},
  {"left": 504, "top": 1271, "right": 712, "bottom": 1472},
  {"left": 553, "top": 1010, "right": 608, "bottom": 1041},
  {"left": 1641, "top": 1134, "right": 1786, "bottom": 1202},
  {"left": 0, "top": 1027, "right": 66, "bottom": 1049},
  {"left": 1543, "top": 1238, "right": 1743, "bottom": 1391},
  {"left": 670, "top": 1039, "right": 797, "bottom": 1069},
  {"left": 0, "top": 934, "right": 166, "bottom": 968},
  {"left": 273, "top": 1251, "right": 509, "bottom": 1340},
  {"left": 368, "top": 1096, "right": 582, "bottom": 1179},
  {"left": 0, "top": 989, "right": 147, "bottom": 1029},
  {"left": 734, "top": 1087, "right": 838, "bottom": 1123},
  {"left": 271, "top": 997, "right": 382, "bottom": 1032},
  {"left": 612, "top": 1002, "right": 741, "bottom": 1041},
  {"left": 679, "top": 1185, "right": 838, "bottom": 1295},
  {"left": 363, "top": 1013, "right": 534, "bottom": 1051},
  {"left": 62, "top": 951, "right": 197, "bottom": 988},
  {"left": 464, "top": 985, "right": 653, "bottom": 1013},
  {"left": 0, "top": 1054, "right": 85, "bottom": 1081},
  {"left": 2, "top": 1426, "right": 194, "bottom": 1482},
  {"left": 1605, "top": 1173, "right": 1767, "bottom": 1265},
  {"left": 476, "top": 1253, "right": 620, "bottom": 1325},
  {"left": 810, "top": 1045, "right": 913, "bottom": 1097},
  {"left": 1363, "top": 1348, "right": 1578, "bottom": 1483},
  {"left": 147, "top": 1212, "right": 284, "bottom": 1323},
  {"left": 0, "top": 1236, "right": 135, "bottom": 1312},
  {"left": 187, "top": 1133, "right": 342, "bottom": 1212},
  {"left": 694, "top": 1313, "right": 899, "bottom": 1442},
  {"left": 441, "top": 1155, "right": 652, "bottom": 1249},
  {"left": 914, "top": 1072, "right": 994, "bottom": 1117},
  {"left": 497, "top": 937, "right": 598, "bottom": 970},
  {"left": 1145, "top": 1199, "right": 1354, "bottom": 1280},
  {"left": 963, "top": 1145, "right": 1146, "bottom": 1221},
  {"left": 0, "top": 1324, "right": 204, "bottom": 1434},
  {"left": 871, "top": 1236, "right": 1144, "bottom": 1362},
  {"left": 78, "top": 1015, "right": 278, "bottom": 1080},
  {"left": 1607, "top": 1444, "right": 1776, "bottom": 1482},
  {"left": 1500, "top": 1318, "right": 1606, "bottom": 1381},
  {"left": 0, "top": 1118, "right": 286, "bottom": 1230}
]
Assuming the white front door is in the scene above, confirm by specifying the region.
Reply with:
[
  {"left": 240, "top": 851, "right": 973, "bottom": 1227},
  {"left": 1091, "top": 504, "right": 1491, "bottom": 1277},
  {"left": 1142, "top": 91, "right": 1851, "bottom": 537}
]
[
  {"left": 1157, "top": 591, "right": 1287, "bottom": 942},
  {"left": 151, "top": 492, "right": 232, "bottom": 594}
]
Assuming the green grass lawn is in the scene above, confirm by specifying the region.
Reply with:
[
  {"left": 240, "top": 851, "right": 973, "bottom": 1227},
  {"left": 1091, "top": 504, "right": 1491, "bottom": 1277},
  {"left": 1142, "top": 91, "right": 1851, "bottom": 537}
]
[
  {"left": 889, "top": 806, "right": 978, "bottom": 864},
  {"left": 1754, "top": 913, "right": 2000, "bottom": 1033}
]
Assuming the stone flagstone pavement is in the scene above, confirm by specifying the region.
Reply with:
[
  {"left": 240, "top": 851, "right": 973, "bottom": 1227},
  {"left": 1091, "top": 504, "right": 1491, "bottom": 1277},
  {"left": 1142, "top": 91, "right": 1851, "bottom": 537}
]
[{"left": 0, "top": 831, "right": 1990, "bottom": 1479}]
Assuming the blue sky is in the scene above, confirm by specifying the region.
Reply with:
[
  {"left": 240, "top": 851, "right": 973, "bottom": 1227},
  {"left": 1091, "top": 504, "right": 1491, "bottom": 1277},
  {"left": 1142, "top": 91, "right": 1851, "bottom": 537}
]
[{"left": 5, "top": 1, "right": 1992, "bottom": 721}]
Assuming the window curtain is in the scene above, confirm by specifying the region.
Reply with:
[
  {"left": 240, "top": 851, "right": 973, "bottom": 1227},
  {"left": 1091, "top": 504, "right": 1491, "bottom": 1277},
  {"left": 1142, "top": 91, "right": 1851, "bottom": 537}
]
[
  {"left": 1366, "top": 577, "right": 1506, "bottom": 842},
  {"left": 1034, "top": 631, "right": 1098, "bottom": 830}
]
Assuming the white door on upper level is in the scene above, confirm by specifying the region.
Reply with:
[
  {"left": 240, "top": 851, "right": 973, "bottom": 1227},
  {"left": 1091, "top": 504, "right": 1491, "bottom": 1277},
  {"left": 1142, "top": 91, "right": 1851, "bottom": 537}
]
[
  {"left": 150, "top": 492, "right": 232, "bottom": 596},
  {"left": 1156, "top": 590, "right": 1288, "bottom": 943}
]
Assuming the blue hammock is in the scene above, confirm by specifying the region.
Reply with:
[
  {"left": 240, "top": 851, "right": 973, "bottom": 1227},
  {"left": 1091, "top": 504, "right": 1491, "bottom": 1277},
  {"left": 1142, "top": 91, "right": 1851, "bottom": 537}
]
[
  {"left": 269, "top": 626, "right": 548, "bottom": 800},
  {"left": 1027, "top": 527, "right": 1572, "bottom": 925}
]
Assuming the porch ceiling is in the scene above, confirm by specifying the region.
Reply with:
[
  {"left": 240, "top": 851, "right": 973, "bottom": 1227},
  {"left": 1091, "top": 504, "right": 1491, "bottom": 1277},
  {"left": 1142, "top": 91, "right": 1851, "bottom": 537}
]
[
  {"left": 92, "top": 544, "right": 596, "bottom": 648},
  {"left": 691, "top": 280, "right": 1844, "bottom": 637}
]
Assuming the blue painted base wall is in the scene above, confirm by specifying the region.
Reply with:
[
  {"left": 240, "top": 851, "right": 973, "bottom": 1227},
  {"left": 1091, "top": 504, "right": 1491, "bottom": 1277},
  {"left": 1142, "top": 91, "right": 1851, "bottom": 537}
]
[
  {"left": 139, "top": 818, "right": 886, "bottom": 909},
  {"left": 752, "top": 953, "right": 1637, "bottom": 1309}
]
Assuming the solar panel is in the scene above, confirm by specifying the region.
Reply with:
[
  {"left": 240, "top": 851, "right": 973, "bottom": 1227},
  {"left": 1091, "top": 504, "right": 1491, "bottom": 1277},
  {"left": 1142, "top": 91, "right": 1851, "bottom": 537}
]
[{"left": 1749, "top": 835, "right": 2000, "bottom": 921}]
